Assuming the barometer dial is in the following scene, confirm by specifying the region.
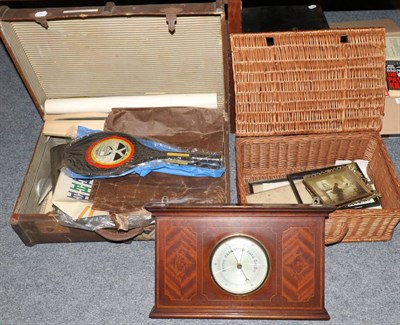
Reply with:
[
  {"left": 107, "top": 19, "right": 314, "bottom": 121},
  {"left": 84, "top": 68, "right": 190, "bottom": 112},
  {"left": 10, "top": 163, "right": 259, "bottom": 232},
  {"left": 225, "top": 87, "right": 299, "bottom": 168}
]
[{"left": 210, "top": 235, "right": 270, "bottom": 295}]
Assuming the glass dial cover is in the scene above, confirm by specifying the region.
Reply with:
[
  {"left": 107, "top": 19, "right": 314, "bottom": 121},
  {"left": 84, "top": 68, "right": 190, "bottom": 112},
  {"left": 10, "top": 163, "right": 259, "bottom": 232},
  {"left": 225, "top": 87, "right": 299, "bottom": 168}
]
[{"left": 210, "top": 235, "right": 270, "bottom": 295}]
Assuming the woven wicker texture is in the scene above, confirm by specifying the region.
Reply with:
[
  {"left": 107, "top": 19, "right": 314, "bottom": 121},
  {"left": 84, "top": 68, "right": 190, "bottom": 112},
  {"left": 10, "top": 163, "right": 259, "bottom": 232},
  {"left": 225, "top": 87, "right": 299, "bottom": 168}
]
[
  {"left": 232, "top": 28, "right": 399, "bottom": 244},
  {"left": 236, "top": 132, "right": 400, "bottom": 243},
  {"left": 230, "top": 28, "right": 386, "bottom": 137}
]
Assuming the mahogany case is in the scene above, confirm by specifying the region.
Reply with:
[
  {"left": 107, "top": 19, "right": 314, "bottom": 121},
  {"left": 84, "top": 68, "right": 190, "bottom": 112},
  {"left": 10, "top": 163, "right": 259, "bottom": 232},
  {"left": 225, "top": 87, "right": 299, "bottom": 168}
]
[{"left": 148, "top": 204, "right": 333, "bottom": 320}]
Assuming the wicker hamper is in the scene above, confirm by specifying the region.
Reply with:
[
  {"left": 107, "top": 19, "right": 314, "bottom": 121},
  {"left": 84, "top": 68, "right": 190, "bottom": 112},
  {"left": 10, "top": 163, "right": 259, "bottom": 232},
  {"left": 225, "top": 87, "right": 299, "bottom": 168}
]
[{"left": 230, "top": 28, "right": 400, "bottom": 244}]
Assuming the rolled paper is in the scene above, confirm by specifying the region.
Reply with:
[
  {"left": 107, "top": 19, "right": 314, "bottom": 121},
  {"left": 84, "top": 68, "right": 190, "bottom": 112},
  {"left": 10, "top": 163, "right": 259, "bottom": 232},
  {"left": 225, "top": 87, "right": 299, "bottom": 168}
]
[{"left": 44, "top": 93, "right": 218, "bottom": 114}]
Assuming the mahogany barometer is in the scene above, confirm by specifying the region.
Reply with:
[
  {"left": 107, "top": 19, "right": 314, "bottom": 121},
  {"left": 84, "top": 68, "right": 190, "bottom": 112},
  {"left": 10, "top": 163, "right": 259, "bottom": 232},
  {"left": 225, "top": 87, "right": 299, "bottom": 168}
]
[{"left": 147, "top": 204, "right": 333, "bottom": 320}]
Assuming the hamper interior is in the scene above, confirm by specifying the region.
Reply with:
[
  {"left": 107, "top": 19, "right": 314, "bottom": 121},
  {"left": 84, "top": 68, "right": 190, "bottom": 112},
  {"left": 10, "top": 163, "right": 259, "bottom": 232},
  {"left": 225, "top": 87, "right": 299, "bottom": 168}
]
[{"left": 236, "top": 132, "right": 400, "bottom": 210}]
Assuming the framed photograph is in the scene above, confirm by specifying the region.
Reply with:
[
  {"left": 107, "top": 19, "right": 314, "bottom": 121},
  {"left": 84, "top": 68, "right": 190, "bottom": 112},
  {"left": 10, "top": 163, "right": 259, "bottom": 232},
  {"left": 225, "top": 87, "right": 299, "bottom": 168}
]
[
  {"left": 288, "top": 178, "right": 318, "bottom": 204},
  {"left": 302, "top": 163, "right": 379, "bottom": 208},
  {"left": 249, "top": 177, "right": 291, "bottom": 194},
  {"left": 247, "top": 178, "right": 299, "bottom": 204},
  {"left": 287, "top": 165, "right": 338, "bottom": 205}
]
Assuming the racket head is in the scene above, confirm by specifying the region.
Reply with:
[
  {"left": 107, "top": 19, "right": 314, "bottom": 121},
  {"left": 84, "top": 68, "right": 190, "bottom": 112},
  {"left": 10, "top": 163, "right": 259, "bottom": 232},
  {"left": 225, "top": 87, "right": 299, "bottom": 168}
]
[
  {"left": 64, "top": 132, "right": 139, "bottom": 176},
  {"left": 85, "top": 134, "right": 135, "bottom": 169}
]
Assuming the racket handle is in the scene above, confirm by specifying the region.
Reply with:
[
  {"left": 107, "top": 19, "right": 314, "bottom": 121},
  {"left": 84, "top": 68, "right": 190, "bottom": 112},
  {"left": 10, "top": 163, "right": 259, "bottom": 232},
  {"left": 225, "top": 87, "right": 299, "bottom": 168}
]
[{"left": 164, "top": 152, "right": 223, "bottom": 168}]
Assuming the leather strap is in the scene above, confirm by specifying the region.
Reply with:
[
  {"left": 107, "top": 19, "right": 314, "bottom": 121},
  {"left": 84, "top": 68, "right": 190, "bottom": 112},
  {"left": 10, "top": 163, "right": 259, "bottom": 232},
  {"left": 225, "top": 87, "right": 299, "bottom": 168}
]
[{"left": 95, "top": 227, "right": 144, "bottom": 242}]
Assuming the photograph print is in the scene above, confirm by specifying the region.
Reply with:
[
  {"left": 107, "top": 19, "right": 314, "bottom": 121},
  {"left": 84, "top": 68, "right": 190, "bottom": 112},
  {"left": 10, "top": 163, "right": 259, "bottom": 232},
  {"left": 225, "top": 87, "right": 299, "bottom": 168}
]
[{"left": 302, "top": 164, "right": 375, "bottom": 208}]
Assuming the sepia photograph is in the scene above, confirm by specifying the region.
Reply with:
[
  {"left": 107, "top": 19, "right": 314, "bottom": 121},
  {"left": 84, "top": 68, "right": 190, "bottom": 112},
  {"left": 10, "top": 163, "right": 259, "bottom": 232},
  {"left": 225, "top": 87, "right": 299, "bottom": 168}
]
[{"left": 302, "top": 164, "right": 376, "bottom": 207}]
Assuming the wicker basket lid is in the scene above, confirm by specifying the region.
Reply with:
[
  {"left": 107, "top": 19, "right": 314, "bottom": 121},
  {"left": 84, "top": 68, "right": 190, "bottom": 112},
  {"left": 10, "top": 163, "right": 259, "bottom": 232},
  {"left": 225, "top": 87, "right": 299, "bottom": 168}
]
[{"left": 230, "top": 28, "right": 386, "bottom": 137}]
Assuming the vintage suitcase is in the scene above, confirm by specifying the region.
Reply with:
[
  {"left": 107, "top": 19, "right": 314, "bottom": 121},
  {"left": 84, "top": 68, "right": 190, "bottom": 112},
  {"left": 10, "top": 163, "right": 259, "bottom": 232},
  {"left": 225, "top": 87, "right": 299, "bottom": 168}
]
[
  {"left": 0, "top": 1, "right": 230, "bottom": 246},
  {"left": 230, "top": 28, "right": 400, "bottom": 244}
]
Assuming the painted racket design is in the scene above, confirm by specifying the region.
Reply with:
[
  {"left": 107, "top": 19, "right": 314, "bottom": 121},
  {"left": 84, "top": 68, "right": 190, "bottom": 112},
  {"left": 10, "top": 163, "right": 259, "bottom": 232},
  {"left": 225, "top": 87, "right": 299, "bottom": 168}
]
[{"left": 63, "top": 132, "right": 223, "bottom": 177}]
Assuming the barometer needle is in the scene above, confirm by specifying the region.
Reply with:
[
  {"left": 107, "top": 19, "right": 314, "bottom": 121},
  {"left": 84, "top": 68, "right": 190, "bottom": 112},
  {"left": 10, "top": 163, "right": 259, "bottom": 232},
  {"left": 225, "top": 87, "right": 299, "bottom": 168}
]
[
  {"left": 213, "top": 264, "right": 236, "bottom": 274},
  {"left": 226, "top": 245, "right": 240, "bottom": 263},
  {"left": 227, "top": 245, "right": 249, "bottom": 281},
  {"left": 239, "top": 243, "right": 245, "bottom": 264}
]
